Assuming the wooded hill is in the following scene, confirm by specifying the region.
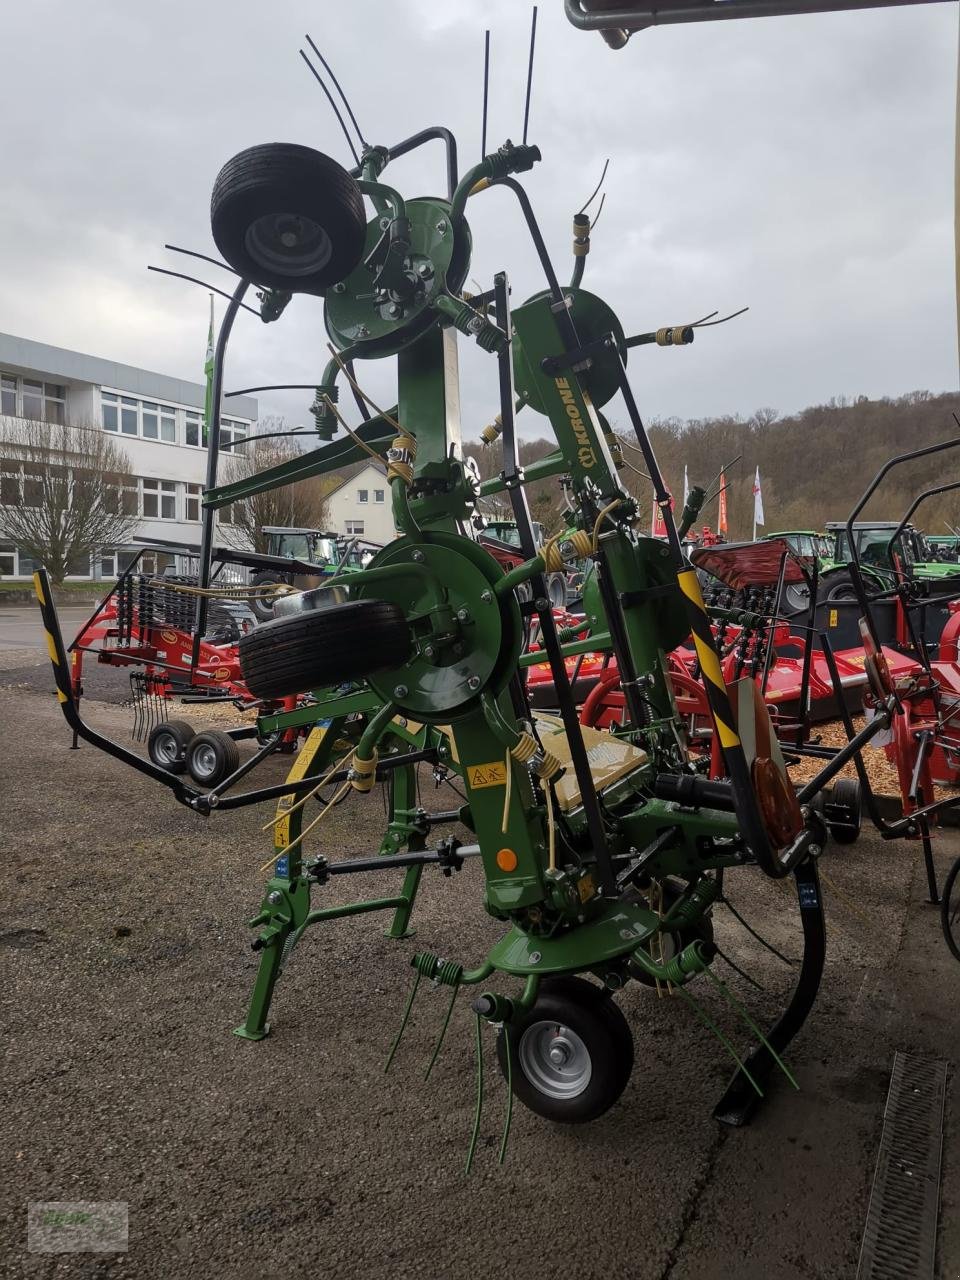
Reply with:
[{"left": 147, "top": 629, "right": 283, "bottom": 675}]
[{"left": 467, "top": 390, "right": 960, "bottom": 540}]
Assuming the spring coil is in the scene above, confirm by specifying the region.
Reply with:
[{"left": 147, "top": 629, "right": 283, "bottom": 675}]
[
  {"left": 513, "top": 731, "right": 562, "bottom": 781},
  {"left": 669, "top": 879, "right": 720, "bottom": 928},
  {"left": 480, "top": 415, "right": 503, "bottom": 445},
  {"left": 350, "top": 750, "right": 378, "bottom": 793},
  {"left": 540, "top": 528, "right": 594, "bottom": 572},
  {"left": 412, "top": 952, "right": 463, "bottom": 987},
  {"left": 386, "top": 433, "right": 417, "bottom": 485}
]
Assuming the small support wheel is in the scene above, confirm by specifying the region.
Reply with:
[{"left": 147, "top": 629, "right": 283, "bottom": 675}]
[
  {"left": 186, "top": 730, "right": 240, "bottom": 788},
  {"left": 147, "top": 719, "right": 196, "bottom": 773},
  {"left": 825, "top": 778, "right": 862, "bottom": 845},
  {"left": 210, "top": 143, "right": 367, "bottom": 294},
  {"left": 495, "top": 976, "right": 633, "bottom": 1123}
]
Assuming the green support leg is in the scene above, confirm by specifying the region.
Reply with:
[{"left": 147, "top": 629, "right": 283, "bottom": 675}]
[
  {"left": 382, "top": 760, "right": 426, "bottom": 939},
  {"left": 234, "top": 878, "right": 312, "bottom": 1041}
]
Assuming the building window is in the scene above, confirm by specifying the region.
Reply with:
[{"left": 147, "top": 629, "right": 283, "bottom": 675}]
[
  {"left": 97, "top": 550, "right": 117, "bottom": 579},
  {"left": 142, "top": 478, "right": 177, "bottom": 519},
  {"left": 102, "top": 391, "right": 118, "bottom": 432},
  {"left": 2, "top": 375, "right": 65, "bottom": 423},
  {"left": 185, "top": 483, "right": 202, "bottom": 521},
  {"left": 374, "top": 489, "right": 384, "bottom": 503},
  {"left": 183, "top": 414, "right": 249, "bottom": 451},
  {"left": 22, "top": 464, "right": 44, "bottom": 507},
  {"left": 0, "top": 541, "right": 15, "bottom": 576},
  {"left": 0, "top": 462, "right": 19, "bottom": 504},
  {"left": 219, "top": 503, "right": 235, "bottom": 526},
  {"left": 357, "top": 489, "right": 368, "bottom": 504},
  {"left": 141, "top": 401, "right": 176, "bottom": 443},
  {"left": 185, "top": 412, "right": 203, "bottom": 448},
  {"left": 221, "top": 419, "right": 247, "bottom": 454},
  {"left": 102, "top": 392, "right": 180, "bottom": 442},
  {"left": 105, "top": 475, "right": 139, "bottom": 516},
  {"left": 345, "top": 520, "right": 364, "bottom": 535}
]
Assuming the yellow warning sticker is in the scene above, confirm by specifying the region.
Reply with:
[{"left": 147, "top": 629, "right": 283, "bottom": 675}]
[
  {"left": 829, "top": 609, "right": 838, "bottom": 628},
  {"left": 467, "top": 760, "right": 508, "bottom": 789}
]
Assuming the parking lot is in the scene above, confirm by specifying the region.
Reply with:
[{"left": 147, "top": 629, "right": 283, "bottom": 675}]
[{"left": 2, "top": 632, "right": 959, "bottom": 1279}]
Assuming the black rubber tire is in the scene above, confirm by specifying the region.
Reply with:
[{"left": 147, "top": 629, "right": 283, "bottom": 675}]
[
  {"left": 495, "top": 976, "right": 634, "bottom": 1124},
  {"left": 822, "top": 573, "right": 859, "bottom": 603},
  {"left": 826, "top": 777, "right": 862, "bottom": 845},
  {"left": 186, "top": 730, "right": 240, "bottom": 788},
  {"left": 547, "top": 574, "right": 567, "bottom": 609},
  {"left": 940, "top": 855, "right": 960, "bottom": 963},
  {"left": 238, "top": 598, "right": 412, "bottom": 700},
  {"left": 147, "top": 719, "right": 195, "bottom": 773},
  {"left": 249, "top": 571, "right": 289, "bottom": 624},
  {"left": 211, "top": 143, "right": 366, "bottom": 294}
]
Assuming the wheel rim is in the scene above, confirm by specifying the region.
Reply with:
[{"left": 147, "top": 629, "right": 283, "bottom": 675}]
[
  {"left": 192, "top": 744, "right": 218, "bottom": 778},
  {"left": 785, "top": 584, "right": 809, "bottom": 610},
  {"left": 244, "top": 213, "right": 332, "bottom": 277},
  {"left": 153, "top": 732, "right": 180, "bottom": 765},
  {"left": 518, "top": 1021, "right": 592, "bottom": 1099}
]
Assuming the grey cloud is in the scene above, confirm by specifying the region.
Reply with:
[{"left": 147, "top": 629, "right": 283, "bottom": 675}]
[{"left": 0, "top": 0, "right": 955, "bottom": 436}]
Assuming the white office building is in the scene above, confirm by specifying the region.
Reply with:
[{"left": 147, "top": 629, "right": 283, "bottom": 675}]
[{"left": 0, "top": 332, "right": 258, "bottom": 579}]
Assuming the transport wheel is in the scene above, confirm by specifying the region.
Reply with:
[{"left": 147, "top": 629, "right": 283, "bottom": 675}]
[
  {"left": 147, "top": 719, "right": 195, "bottom": 773},
  {"left": 495, "top": 976, "right": 634, "bottom": 1123},
  {"left": 210, "top": 143, "right": 367, "bottom": 294},
  {"left": 822, "top": 573, "right": 858, "bottom": 603},
  {"left": 248, "top": 571, "right": 290, "bottom": 623},
  {"left": 186, "top": 730, "right": 240, "bottom": 787},
  {"left": 940, "top": 856, "right": 960, "bottom": 962},
  {"left": 547, "top": 574, "right": 567, "bottom": 609},
  {"left": 825, "top": 777, "right": 862, "bottom": 845},
  {"left": 238, "top": 599, "right": 412, "bottom": 700}
]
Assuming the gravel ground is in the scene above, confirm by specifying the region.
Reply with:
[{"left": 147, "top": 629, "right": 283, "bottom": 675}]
[{"left": 3, "top": 680, "right": 960, "bottom": 1280}]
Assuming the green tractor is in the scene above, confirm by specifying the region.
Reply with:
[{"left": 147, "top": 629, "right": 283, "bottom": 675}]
[
  {"left": 817, "top": 521, "right": 957, "bottom": 603},
  {"left": 248, "top": 527, "right": 375, "bottom": 622},
  {"left": 760, "top": 531, "right": 832, "bottom": 613},
  {"left": 478, "top": 519, "right": 571, "bottom": 607}
]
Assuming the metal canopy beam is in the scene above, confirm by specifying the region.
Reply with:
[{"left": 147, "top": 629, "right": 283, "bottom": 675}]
[{"left": 565, "top": 0, "right": 950, "bottom": 34}]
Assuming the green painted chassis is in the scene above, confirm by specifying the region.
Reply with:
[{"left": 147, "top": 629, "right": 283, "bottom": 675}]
[{"left": 34, "top": 132, "right": 829, "bottom": 1127}]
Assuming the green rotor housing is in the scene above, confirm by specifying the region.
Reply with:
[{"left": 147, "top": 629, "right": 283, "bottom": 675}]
[{"left": 325, "top": 197, "right": 472, "bottom": 359}]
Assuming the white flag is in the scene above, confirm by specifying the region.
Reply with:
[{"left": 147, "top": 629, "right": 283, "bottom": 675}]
[
  {"left": 753, "top": 466, "right": 765, "bottom": 527},
  {"left": 683, "top": 464, "right": 690, "bottom": 505}
]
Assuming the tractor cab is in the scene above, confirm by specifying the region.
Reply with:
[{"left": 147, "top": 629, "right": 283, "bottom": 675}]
[
  {"left": 259, "top": 527, "right": 370, "bottom": 569},
  {"left": 762, "top": 530, "right": 831, "bottom": 563}
]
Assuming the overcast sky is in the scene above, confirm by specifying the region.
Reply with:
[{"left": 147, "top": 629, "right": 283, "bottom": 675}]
[{"left": 1, "top": 0, "right": 957, "bottom": 438}]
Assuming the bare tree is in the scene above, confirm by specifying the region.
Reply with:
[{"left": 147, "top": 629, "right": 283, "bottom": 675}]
[
  {"left": 0, "top": 418, "right": 139, "bottom": 586},
  {"left": 220, "top": 425, "right": 332, "bottom": 552}
]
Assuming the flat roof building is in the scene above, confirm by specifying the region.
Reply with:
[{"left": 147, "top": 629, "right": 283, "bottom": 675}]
[{"left": 0, "top": 332, "right": 258, "bottom": 579}]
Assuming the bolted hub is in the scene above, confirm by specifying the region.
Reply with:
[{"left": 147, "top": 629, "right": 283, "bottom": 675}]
[{"left": 352, "top": 532, "right": 521, "bottom": 722}]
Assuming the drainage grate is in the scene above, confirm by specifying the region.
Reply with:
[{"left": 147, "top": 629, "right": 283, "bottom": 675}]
[{"left": 857, "top": 1051, "right": 947, "bottom": 1280}]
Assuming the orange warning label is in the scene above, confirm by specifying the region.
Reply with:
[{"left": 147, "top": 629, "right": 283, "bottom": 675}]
[{"left": 467, "top": 761, "right": 508, "bottom": 789}]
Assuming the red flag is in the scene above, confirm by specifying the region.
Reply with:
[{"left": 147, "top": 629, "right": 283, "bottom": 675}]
[{"left": 717, "top": 469, "right": 728, "bottom": 535}]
